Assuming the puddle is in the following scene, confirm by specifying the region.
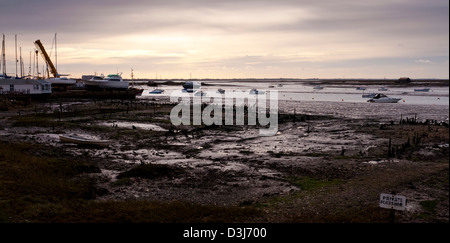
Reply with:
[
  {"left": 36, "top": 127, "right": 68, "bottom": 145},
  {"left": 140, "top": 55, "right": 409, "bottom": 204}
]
[{"left": 363, "top": 159, "right": 399, "bottom": 165}]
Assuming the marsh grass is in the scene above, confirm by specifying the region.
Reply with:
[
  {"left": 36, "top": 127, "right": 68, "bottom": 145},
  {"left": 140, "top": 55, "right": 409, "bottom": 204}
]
[
  {"left": 287, "top": 176, "right": 342, "bottom": 191},
  {"left": 117, "top": 164, "right": 183, "bottom": 180},
  {"left": 48, "top": 201, "right": 260, "bottom": 223},
  {"left": 0, "top": 142, "right": 99, "bottom": 221},
  {"left": 0, "top": 141, "right": 260, "bottom": 223},
  {"left": 420, "top": 200, "right": 438, "bottom": 214}
]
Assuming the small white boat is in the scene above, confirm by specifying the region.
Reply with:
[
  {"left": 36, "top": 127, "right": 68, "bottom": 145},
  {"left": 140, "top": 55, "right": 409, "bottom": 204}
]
[
  {"left": 362, "top": 93, "right": 378, "bottom": 98},
  {"left": 414, "top": 88, "right": 430, "bottom": 92},
  {"left": 367, "top": 94, "right": 402, "bottom": 103},
  {"left": 183, "top": 81, "right": 201, "bottom": 89},
  {"left": 313, "top": 85, "right": 324, "bottom": 90},
  {"left": 250, "top": 88, "right": 265, "bottom": 94},
  {"left": 194, "top": 91, "right": 207, "bottom": 96},
  {"left": 149, "top": 89, "right": 165, "bottom": 94},
  {"left": 83, "top": 74, "right": 129, "bottom": 90},
  {"left": 59, "top": 134, "right": 111, "bottom": 147},
  {"left": 378, "top": 87, "right": 388, "bottom": 91}
]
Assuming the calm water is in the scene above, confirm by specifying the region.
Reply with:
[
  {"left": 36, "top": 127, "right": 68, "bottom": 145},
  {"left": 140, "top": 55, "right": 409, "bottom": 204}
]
[{"left": 138, "top": 81, "right": 449, "bottom": 123}]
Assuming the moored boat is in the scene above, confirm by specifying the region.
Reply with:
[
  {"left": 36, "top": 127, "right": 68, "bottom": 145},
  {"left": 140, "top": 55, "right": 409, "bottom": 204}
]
[
  {"left": 83, "top": 74, "right": 129, "bottom": 90},
  {"left": 194, "top": 90, "right": 207, "bottom": 96},
  {"left": 367, "top": 94, "right": 402, "bottom": 103},
  {"left": 414, "top": 88, "right": 430, "bottom": 92},
  {"left": 183, "top": 81, "right": 201, "bottom": 89},
  {"left": 250, "top": 89, "right": 265, "bottom": 94},
  {"left": 362, "top": 93, "right": 378, "bottom": 98},
  {"left": 59, "top": 134, "right": 110, "bottom": 147},
  {"left": 149, "top": 89, "right": 165, "bottom": 94}
]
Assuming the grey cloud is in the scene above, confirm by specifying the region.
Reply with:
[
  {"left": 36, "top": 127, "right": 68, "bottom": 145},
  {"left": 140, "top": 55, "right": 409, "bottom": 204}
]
[
  {"left": 1, "top": 0, "right": 447, "bottom": 78},
  {"left": 3, "top": 0, "right": 448, "bottom": 37}
]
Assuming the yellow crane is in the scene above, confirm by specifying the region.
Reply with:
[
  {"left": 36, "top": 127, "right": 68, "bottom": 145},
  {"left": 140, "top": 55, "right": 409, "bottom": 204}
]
[{"left": 34, "top": 39, "right": 59, "bottom": 78}]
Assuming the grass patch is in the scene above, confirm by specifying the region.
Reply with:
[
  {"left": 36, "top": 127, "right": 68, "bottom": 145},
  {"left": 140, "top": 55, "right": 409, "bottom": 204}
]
[
  {"left": 0, "top": 141, "right": 261, "bottom": 223},
  {"left": 420, "top": 200, "right": 438, "bottom": 214},
  {"left": 290, "top": 205, "right": 393, "bottom": 223},
  {"left": 41, "top": 201, "right": 260, "bottom": 223},
  {"left": 117, "top": 164, "right": 183, "bottom": 180},
  {"left": 287, "top": 176, "right": 342, "bottom": 191},
  {"left": 0, "top": 141, "right": 100, "bottom": 222}
]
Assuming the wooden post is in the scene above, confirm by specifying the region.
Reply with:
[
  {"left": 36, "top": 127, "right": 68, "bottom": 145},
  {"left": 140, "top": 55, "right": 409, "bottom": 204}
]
[
  {"left": 388, "top": 138, "right": 392, "bottom": 157},
  {"left": 389, "top": 209, "right": 395, "bottom": 223}
]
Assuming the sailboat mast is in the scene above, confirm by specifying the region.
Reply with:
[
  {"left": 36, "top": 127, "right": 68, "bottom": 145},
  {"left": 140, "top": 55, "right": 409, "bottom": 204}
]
[
  {"left": 35, "top": 50, "right": 39, "bottom": 79},
  {"left": 1, "top": 34, "right": 5, "bottom": 77},
  {"left": 20, "top": 47, "right": 23, "bottom": 78},
  {"left": 131, "top": 68, "right": 134, "bottom": 87},
  {"left": 15, "top": 34, "right": 18, "bottom": 78},
  {"left": 55, "top": 33, "right": 57, "bottom": 73},
  {"left": 28, "top": 51, "right": 31, "bottom": 77}
]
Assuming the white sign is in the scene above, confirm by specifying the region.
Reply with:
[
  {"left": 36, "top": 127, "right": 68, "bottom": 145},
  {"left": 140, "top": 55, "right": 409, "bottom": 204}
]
[{"left": 379, "top": 193, "right": 406, "bottom": 211}]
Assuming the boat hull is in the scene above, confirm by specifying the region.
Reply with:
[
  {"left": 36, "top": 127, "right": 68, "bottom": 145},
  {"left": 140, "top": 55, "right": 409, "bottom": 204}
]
[
  {"left": 362, "top": 93, "right": 377, "bottom": 98},
  {"left": 150, "top": 89, "right": 164, "bottom": 94},
  {"left": 414, "top": 88, "right": 430, "bottom": 92},
  {"left": 45, "top": 78, "right": 76, "bottom": 85},
  {"left": 59, "top": 135, "right": 110, "bottom": 147},
  {"left": 83, "top": 80, "right": 129, "bottom": 90},
  {"left": 367, "top": 98, "right": 402, "bottom": 103}
]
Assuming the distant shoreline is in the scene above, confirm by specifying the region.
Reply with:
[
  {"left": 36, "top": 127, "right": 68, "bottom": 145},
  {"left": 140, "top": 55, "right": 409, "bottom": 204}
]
[{"left": 125, "top": 78, "right": 449, "bottom": 87}]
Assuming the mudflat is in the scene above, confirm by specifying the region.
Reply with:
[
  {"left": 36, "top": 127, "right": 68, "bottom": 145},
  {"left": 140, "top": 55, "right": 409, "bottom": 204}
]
[{"left": 0, "top": 93, "right": 448, "bottom": 223}]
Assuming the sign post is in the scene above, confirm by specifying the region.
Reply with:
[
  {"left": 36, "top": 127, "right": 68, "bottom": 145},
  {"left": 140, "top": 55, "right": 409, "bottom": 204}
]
[{"left": 379, "top": 193, "right": 406, "bottom": 223}]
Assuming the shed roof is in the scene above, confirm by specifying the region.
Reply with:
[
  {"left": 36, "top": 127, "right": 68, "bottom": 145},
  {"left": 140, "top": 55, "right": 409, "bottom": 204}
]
[{"left": 0, "top": 78, "right": 51, "bottom": 86}]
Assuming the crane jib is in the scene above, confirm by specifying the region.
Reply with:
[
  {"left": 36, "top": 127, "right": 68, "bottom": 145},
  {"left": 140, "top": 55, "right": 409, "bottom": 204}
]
[{"left": 34, "top": 39, "right": 59, "bottom": 78}]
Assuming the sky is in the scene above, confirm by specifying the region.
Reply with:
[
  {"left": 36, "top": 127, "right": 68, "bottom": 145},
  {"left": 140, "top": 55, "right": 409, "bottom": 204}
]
[{"left": 0, "top": 0, "right": 448, "bottom": 79}]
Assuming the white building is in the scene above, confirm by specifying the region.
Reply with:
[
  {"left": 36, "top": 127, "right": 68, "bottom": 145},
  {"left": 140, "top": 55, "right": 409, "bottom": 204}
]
[{"left": 0, "top": 78, "right": 52, "bottom": 95}]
